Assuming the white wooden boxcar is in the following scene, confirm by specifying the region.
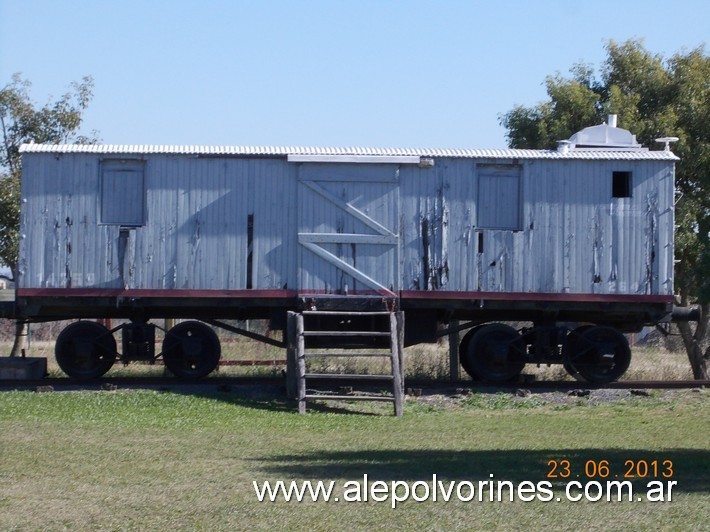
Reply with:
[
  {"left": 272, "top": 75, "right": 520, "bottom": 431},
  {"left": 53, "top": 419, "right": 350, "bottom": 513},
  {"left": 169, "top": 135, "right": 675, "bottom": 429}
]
[{"left": 14, "top": 119, "right": 679, "bottom": 383}]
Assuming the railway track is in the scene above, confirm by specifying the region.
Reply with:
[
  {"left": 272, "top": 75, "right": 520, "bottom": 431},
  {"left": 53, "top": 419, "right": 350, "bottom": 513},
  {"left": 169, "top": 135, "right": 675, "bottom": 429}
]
[{"left": 0, "top": 375, "right": 707, "bottom": 392}]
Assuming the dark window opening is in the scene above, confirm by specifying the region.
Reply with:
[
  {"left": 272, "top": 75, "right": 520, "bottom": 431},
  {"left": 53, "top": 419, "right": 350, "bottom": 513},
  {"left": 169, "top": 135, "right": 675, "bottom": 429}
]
[{"left": 612, "top": 171, "right": 632, "bottom": 198}]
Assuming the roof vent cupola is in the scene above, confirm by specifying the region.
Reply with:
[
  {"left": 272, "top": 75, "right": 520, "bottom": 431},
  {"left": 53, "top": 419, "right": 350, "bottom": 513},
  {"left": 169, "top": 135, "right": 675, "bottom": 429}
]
[{"left": 565, "top": 115, "right": 645, "bottom": 151}]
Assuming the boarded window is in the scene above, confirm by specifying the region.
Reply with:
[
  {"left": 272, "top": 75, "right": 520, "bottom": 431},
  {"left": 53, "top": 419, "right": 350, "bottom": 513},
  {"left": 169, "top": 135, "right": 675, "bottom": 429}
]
[
  {"left": 101, "top": 160, "right": 145, "bottom": 226},
  {"left": 477, "top": 164, "right": 521, "bottom": 230},
  {"left": 612, "top": 171, "right": 632, "bottom": 198}
]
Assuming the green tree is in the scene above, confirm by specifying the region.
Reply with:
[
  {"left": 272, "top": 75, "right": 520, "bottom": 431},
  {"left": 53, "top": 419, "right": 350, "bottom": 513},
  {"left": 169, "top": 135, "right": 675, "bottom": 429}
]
[
  {"left": 0, "top": 74, "right": 97, "bottom": 356},
  {"left": 500, "top": 39, "right": 710, "bottom": 379}
]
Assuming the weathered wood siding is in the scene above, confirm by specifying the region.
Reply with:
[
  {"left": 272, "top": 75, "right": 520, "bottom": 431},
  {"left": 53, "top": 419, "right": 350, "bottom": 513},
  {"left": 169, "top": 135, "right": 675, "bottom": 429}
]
[
  {"left": 18, "top": 150, "right": 675, "bottom": 298},
  {"left": 20, "top": 154, "right": 298, "bottom": 291},
  {"left": 399, "top": 158, "right": 674, "bottom": 296}
]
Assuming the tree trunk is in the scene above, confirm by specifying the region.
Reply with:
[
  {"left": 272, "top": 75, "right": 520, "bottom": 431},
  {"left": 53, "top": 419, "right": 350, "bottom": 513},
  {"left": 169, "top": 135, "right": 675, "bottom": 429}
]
[
  {"left": 9, "top": 320, "right": 28, "bottom": 357},
  {"left": 677, "top": 303, "right": 709, "bottom": 380}
]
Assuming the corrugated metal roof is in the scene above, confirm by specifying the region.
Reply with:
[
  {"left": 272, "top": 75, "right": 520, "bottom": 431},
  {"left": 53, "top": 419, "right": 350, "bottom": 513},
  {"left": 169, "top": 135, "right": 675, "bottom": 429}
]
[{"left": 18, "top": 143, "right": 679, "bottom": 160}]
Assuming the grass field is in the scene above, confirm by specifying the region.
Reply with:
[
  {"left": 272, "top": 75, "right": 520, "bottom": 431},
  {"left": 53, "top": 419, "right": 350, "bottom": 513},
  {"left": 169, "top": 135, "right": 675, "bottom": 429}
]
[
  {"left": 1, "top": 324, "right": 705, "bottom": 529},
  {"left": 0, "top": 387, "right": 708, "bottom": 530}
]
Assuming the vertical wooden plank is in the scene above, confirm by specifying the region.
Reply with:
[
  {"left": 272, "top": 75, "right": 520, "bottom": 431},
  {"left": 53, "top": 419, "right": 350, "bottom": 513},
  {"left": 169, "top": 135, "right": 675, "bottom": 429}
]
[
  {"left": 296, "top": 313, "right": 306, "bottom": 414},
  {"left": 448, "top": 320, "right": 460, "bottom": 381},
  {"left": 396, "top": 311, "right": 405, "bottom": 391},
  {"left": 390, "top": 311, "right": 404, "bottom": 417},
  {"left": 286, "top": 312, "right": 297, "bottom": 400}
]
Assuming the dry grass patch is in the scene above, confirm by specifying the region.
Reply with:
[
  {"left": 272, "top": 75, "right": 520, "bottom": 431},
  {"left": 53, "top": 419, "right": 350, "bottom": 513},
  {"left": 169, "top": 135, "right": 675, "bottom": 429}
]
[
  {"left": 222, "top": 339, "right": 697, "bottom": 382},
  {"left": 0, "top": 322, "right": 696, "bottom": 381}
]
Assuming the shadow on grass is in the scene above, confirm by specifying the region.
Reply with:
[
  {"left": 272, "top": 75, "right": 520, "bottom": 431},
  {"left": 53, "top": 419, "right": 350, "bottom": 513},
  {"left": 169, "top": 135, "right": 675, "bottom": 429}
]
[
  {"left": 251, "top": 448, "right": 710, "bottom": 493},
  {"left": 163, "top": 379, "right": 396, "bottom": 415},
  {"left": 181, "top": 389, "right": 385, "bottom": 416},
  {"left": 169, "top": 389, "right": 295, "bottom": 413}
]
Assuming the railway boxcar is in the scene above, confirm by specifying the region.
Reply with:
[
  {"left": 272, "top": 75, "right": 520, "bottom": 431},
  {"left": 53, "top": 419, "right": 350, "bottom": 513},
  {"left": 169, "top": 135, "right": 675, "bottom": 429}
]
[{"left": 13, "top": 116, "right": 679, "bottom": 383}]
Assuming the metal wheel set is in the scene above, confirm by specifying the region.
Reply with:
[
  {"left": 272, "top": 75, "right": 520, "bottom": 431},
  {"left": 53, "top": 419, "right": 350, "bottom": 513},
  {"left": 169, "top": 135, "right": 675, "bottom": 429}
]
[
  {"left": 458, "top": 323, "right": 631, "bottom": 384},
  {"left": 53, "top": 315, "right": 631, "bottom": 387},
  {"left": 54, "top": 320, "right": 221, "bottom": 380}
]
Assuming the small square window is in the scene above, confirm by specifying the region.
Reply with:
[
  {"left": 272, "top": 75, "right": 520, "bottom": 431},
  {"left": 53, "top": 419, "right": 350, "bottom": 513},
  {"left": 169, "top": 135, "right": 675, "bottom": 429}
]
[
  {"left": 101, "top": 160, "right": 145, "bottom": 226},
  {"left": 477, "top": 164, "right": 522, "bottom": 230},
  {"left": 612, "top": 171, "right": 632, "bottom": 198}
]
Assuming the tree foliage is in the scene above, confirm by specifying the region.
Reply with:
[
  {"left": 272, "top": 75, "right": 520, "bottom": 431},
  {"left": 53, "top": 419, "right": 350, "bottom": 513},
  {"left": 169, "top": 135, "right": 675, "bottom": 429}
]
[
  {"left": 0, "top": 74, "right": 97, "bottom": 278},
  {"left": 0, "top": 74, "right": 97, "bottom": 357},
  {"left": 500, "top": 39, "right": 710, "bottom": 378}
]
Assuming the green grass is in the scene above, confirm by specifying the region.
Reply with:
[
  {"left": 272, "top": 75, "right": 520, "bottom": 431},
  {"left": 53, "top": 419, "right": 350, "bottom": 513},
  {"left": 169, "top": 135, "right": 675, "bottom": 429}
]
[{"left": 0, "top": 388, "right": 708, "bottom": 530}]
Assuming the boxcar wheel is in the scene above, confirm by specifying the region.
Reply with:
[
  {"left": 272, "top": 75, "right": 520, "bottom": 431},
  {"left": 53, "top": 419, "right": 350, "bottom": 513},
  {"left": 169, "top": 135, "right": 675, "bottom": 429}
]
[
  {"left": 562, "top": 325, "right": 593, "bottom": 380},
  {"left": 462, "top": 324, "right": 525, "bottom": 382},
  {"left": 563, "top": 326, "right": 630, "bottom": 383},
  {"left": 55, "top": 321, "right": 117, "bottom": 379},
  {"left": 458, "top": 326, "right": 482, "bottom": 378},
  {"left": 162, "top": 321, "right": 221, "bottom": 379}
]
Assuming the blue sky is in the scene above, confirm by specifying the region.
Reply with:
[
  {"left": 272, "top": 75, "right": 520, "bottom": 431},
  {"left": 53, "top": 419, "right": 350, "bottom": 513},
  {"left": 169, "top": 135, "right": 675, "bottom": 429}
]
[{"left": 1, "top": 0, "right": 707, "bottom": 149}]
